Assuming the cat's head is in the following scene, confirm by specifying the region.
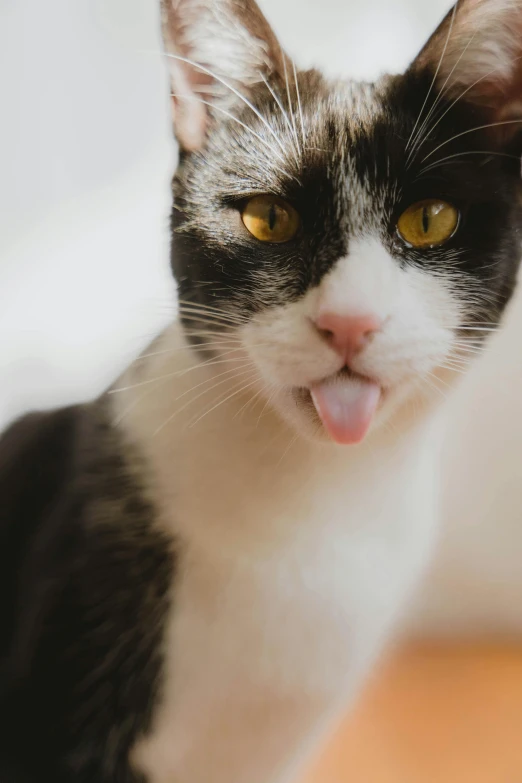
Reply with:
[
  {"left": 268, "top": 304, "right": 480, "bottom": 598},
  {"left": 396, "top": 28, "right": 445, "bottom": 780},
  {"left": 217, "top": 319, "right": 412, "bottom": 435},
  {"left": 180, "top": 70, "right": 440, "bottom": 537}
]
[{"left": 161, "top": 0, "right": 522, "bottom": 444}]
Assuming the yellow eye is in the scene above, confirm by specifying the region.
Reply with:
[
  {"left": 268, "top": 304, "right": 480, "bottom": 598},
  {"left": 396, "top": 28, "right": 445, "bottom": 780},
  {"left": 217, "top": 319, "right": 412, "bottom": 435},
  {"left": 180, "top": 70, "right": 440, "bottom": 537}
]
[
  {"left": 397, "top": 199, "right": 459, "bottom": 248},
  {"left": 241, "top": 195, "right": 300, "bottom": 243}
]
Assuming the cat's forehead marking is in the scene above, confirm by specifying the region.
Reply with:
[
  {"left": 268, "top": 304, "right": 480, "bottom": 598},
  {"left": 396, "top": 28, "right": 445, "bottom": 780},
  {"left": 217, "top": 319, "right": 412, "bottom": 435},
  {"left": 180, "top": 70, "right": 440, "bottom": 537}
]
[
  {"left": 333, "top": 79, "right": 384, "bottom": 132},
  {"left": 301, "top": 79, "right": 395, "bottom": 236}
]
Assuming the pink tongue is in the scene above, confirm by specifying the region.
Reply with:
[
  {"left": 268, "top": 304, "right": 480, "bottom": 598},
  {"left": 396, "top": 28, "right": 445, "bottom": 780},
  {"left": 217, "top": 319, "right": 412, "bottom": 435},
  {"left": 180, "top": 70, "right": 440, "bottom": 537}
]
[{"left": 310, "top": 378, "right": 381, "bottom": 445}]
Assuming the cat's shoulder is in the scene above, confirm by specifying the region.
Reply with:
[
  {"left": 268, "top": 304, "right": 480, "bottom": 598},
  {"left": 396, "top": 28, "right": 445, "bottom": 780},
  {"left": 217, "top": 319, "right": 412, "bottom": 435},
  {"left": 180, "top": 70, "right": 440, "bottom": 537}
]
[{"left": 0, "top": 406, "right": 82, "bottom": 524}]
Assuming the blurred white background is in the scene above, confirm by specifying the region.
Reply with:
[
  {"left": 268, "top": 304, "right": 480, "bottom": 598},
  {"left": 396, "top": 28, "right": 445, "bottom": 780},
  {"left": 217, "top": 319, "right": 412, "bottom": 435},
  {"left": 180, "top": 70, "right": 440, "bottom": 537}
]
[{"left": 1, "top": 0, "right": 521, "bottom": 634}]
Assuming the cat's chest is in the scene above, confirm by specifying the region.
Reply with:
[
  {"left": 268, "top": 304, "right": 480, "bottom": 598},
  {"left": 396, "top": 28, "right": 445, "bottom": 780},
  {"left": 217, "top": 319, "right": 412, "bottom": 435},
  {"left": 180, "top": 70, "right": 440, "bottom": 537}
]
[
  {"left": 133, "top": 480, "right": 436, "bottom": 783},
  {"left": 150, "top": 412, "right": 439, "bottom": 667},
  {"left": 130, "top": 412, "right": 440, "bottom": 782},
  {"left": 171, "top": 516, "right": 426, "bottom": 690}
]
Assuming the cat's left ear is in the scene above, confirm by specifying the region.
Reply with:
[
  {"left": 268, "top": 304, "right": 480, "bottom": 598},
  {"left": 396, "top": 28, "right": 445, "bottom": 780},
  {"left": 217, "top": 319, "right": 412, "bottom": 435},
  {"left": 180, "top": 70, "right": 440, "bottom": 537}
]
[
  {"left": 410, "top": 0, "right": 522, "bottom": 151},
  {"left": 160, "top": 0, "right": 285, "bottom": 152}
]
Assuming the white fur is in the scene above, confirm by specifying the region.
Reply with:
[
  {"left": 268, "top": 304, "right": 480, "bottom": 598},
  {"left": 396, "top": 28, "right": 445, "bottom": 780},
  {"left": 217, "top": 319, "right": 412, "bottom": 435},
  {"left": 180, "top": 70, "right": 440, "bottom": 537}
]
[{"left": 113, "top": 237, "right": 465, "bottom": 783}]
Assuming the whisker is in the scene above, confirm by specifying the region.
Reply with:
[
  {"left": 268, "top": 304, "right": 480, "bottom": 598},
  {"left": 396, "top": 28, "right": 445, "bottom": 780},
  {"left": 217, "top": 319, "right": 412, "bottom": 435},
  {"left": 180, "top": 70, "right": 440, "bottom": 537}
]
[
  {"left": 441, "top": 356, "right": 473, "bottom": 368},
  {"left": 259, "top": 73, "right": 300, "bottom": 164},
  {"left": 176, "top": 322, "right": 244, "bottom": 336},
  {"left": 170, "top": 93, "right": 291, "bottom": 174},
  {"left": 446, "top": 349, "right": 476, "bottom": 361},
  {"left": 153, "top": 365, "right": 257, "bottom": 436},
  {"left": 164, "top": 52, "right": 290, "bottom": 162},
  {"left": 457, "top": 321, "right": 502, "bottom": 327},
  {"left": 453, "top": 338, "right": 486, "bottom": 347},
  {"left": 438, "top": 364, "right": 469, "bottom": 375},
  {"left": 178, "top": 306, "right": 247, "bottom": 323},
  {"left": 186, "top": 376, "right": 259, "bottom": 430},
  {"left": 113, "top": 386, "right": 158, "bottom": 426},
  {"left": 282, "top": 52, "right": 300, "bottom": 158},
  {"left": 176, "top": 313, "right": 241, "bottom": 331},
  {"left": 110, "top": 353, "right": 252, "bottom": 394},
  {"left": 417, "top": 149, "right": 518, "bottom": 177},
  {"left": 456, "top": 326, "right": 500, "bottom": 332},
  {"left": 133, "top": 339, "right": 245, "bottom": 362},
  {"left": 276, "top": 432, "right": 299, "bottom": 468},
  {"left": 421, "top": 119, "right": 522, "bottom": 165},
  {"left": 407, "top": 29, "right": 478, "bottom": 163},
  {"left": 177, "top": 301, "right": 249, "bottom": 324},
  {"left": 292, "top": 58, "right": 305, "bottom": 148},
  {"left": 452, "top": 348, "right": 485, "bottom": 358},
  {"left": 233, "top": 383, "right": 268, "bottom": 421},
  {"left": 423, "top": 371, "right": 450, "bottom": 401},
  {"left": 410, "top": 54, "right": 522, "bottom": 167},
  {"left": 405, "top": 2, "right": 458, "bottom": 152},
  {"left": 256, "top": 383, "right": 280, "bottom": 428},
  {"left": 451, "top": 347, "right": 485, "bottom": 356}
]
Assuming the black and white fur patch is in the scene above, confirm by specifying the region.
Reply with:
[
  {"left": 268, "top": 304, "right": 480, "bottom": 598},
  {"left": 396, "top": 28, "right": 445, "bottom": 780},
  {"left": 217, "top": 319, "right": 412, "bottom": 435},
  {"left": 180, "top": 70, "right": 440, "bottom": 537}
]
[{"left": 1, "top": 0, "right": 522, "bottom": 780}]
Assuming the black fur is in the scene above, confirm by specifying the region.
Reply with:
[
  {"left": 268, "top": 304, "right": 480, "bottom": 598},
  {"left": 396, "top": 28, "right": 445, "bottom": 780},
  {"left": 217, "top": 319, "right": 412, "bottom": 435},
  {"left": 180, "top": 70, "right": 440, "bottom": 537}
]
[{"left": 0, "top": 406, "right": 174, "bottom": 782}]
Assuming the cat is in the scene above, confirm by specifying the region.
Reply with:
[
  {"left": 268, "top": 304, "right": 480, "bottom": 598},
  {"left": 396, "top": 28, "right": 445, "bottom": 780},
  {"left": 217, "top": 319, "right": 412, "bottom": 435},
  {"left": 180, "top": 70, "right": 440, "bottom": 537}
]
[{"left": 1, "top": 0, "right": 522, "bottom": 781}]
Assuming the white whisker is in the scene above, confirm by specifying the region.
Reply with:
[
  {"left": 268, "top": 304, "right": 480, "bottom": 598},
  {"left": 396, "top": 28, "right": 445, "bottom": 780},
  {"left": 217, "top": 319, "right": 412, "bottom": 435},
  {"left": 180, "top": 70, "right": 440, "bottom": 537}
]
[
  {"left": 418, "top": 149, "right": 518, "bottom": 176},
  {"left": 457, "top": 326, "right": 500, "bottom": 332},
  {"left": 133, "top": 340, "right": 243, "bottom": 362},
  {"left": 281, "top": 52, "right": 300, "bottom": 158},
  {"left": 154, "top": 365, "right": 257, "bottom": 437},
  {"left": 177, "top": 300, "right": 249, "bottom": 323},
  {"left": 164, "top": 52, "right": 290, "bottom": 162},
  {"left": 256, "top": 383, "right": 280, "bottom": 428},
  {"left": 177, "top": 313, "right": 241, "bottom": 330},
  {"left": 110, "top": 353, "right": 252, "bottom": 394},
  {"left": 233, "top": 383, "right": 268, "bottom": 421},
  {"left": 259, "top": 73, "right": 300, "bottom": 164},
  {"left": 423, "top": 371, "right": 450, "bottom": 401},
  {"left": 405, "top": 2, "right": 458, "bottom": 152},
  {"left": 407, "top": 29, "right": 478, "bottom": 163},
  {"left": 421, "top": 119, "right": 522, "bottom": 164},
  {"left": 292, "top": 58, "right": 305, "bottom": 149},
  {"left": 171, "top": 92, "right": 291, "bottom": 173},
  {"left": 177, "top": 303, "right": 246, "bottom": 319},
  {"left": 187, "top": 376, "right": 259, "bottom": 430},
  {"left": 410, "top": 54, "right": 522, "bottom": 167},
  {"left": 276, "top": 432, "right": 299, "bottom": 468}
]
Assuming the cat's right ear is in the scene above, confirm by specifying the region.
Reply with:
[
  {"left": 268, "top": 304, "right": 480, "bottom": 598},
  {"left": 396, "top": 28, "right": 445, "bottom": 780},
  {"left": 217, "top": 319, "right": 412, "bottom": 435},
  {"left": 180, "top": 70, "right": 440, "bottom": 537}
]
[{"left": 160, "top": 0, "right": 285, "bottom": 152}]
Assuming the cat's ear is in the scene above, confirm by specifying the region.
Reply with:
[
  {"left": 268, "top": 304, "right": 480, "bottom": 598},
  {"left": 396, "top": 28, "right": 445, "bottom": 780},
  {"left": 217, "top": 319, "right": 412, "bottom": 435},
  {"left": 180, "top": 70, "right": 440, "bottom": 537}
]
[
  {"left": 410, "top": 0, "right": 522, "bottom": 149},
  {"left": 160, "top": 0, "right": 285, "bottom": 151}
]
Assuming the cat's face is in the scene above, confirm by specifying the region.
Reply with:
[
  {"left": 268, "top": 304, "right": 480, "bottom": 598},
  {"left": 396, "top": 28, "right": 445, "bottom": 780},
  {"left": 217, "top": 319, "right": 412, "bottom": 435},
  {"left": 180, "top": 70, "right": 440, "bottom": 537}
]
[{"left": 162, "top": 0, "right": 522, "bottom": 444}]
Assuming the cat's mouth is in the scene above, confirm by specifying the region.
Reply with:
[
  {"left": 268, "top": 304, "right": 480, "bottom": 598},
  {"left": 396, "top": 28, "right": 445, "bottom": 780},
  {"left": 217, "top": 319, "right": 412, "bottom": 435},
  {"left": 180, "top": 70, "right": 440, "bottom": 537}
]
[{"left": 294, "top": 368, "right": 383, "bottom": 445}]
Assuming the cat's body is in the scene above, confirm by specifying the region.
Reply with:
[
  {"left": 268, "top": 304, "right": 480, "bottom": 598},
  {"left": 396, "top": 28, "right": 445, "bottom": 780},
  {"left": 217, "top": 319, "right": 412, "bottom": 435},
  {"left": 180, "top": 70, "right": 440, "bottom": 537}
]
[
  {"left": 2, "top": 0, "right": 522, "bottom": 780},
  {"left": 0, "top": 403, "right": 172, "bottom": 782}
]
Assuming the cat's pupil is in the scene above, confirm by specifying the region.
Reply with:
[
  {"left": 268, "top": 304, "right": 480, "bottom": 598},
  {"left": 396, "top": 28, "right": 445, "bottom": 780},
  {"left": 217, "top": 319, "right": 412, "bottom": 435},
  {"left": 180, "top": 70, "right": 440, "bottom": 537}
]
[
  {"left": 269, "top": 204, "right": 277, "bottom": 231},
  {"left": 422, "top": 206, "right": 429, "bottom": 234}
]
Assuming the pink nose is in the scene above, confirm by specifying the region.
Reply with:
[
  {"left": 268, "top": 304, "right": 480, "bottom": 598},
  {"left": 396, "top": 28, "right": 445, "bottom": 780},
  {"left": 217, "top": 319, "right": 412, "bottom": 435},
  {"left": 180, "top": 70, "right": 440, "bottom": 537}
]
[{"left": 315, "top": 311, "right": 382, "bottom": 362}]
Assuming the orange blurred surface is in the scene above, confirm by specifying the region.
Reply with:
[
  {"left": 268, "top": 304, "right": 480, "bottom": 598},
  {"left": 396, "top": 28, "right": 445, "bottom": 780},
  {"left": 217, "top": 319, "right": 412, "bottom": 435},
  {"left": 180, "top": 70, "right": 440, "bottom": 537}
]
[{"left": 301, "top": 642, "right": 522, "bottom": 783}]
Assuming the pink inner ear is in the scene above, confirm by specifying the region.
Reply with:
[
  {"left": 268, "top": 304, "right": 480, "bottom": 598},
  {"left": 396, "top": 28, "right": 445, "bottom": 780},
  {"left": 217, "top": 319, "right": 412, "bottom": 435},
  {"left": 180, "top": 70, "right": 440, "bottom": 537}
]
[
  {"left": 497, "top": 59, "right": 522, "bottom": 118},
  {"left": 171, "top": 95, "right": 207, "bottom": 152},
  {"left": 481, "top": 56, "right": 522, "bottom": 149},
  {"left": 169, "top": 62, "right": 213, "bottom": 152}
]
